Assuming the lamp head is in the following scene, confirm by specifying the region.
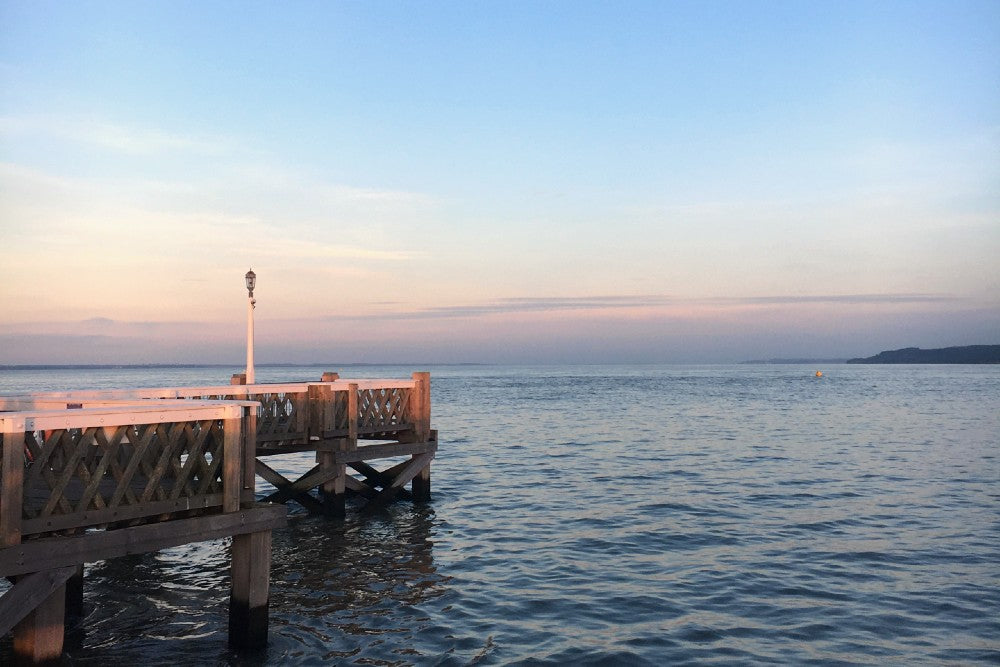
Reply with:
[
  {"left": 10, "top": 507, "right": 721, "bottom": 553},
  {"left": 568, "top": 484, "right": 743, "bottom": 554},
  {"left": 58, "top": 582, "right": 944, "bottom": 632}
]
[{"left": 245, "top": 268, "right": 256, "bottom": 296}]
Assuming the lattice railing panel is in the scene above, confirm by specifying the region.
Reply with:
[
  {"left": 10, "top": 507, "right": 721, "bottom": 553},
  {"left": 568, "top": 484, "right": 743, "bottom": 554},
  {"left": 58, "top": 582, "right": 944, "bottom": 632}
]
[
  {"left": 251, "top": 392, "right": 307, "bottom": 447},
  {"left": 19, "top": 419, "right": 227, "bottom": 536},
  {"left": 357, "top": 387, "right": 412, "bottom": 435},
  {"left": 332, "top": 391, "right": 350, "bottom": 433},
  {"left": 175, "top": 390, "right": 309, "bottom": 448}
]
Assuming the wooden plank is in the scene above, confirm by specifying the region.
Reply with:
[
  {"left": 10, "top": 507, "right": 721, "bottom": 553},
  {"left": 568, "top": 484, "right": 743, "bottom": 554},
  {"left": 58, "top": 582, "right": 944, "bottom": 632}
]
[
  {"left": 21, "top": 493, "right": 225, "bottom": 536},
  {"left": 254, "top": 460, "right": 325, "bottom": 513},
  {"left": 0, "top": 565, "right": 76, "bottom": 636},
  {"left": 343, "top": 475, "right": 377, "bottom": 499},
  {"left": 223, "top": 417, "right": 242, "bottom": 513},
  {"left": 333, "top": 440, "right": 437, "bottom": 464},
  {"left": 0, "top": 504, "right": 287, "bottom": 577},
  {"left": 363, "top": 453, "right": 434, "bottom": 512},
  {"left": 1, "top": 431, "right": 25, "bottom": 547},
  {"left": 243, "top": 411, "right": 257, "bottom": 503},
  {"left": 356, "top": 425, "right": 413, "bottom": 437},
  {"left": 347, "top": 384, "right": 358, "bottom": 450},
  {"left": 348, "top": 461, "right": 414, "bottom": 501},
  {"left": 255, "top": 431, "right": 308, "bottom": 443},
  {"left": 5, "top": 404, "right": 244, "bottom": 433}
]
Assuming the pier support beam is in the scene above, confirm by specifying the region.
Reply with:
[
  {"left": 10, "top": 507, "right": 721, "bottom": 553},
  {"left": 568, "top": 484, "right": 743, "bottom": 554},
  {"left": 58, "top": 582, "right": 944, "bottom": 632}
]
[
  {"left": 229, "top": 530, "right": 272, "bottom": 650},
  {"left": 409, "top": 373, "right": 432, "bottom": 503},
  {"left": 317, "top": 451, "right": 346, "bottom": 518},
  {"left": 4, "top": 567, "right": 76, "bottom": 665},
  {"left": 411, "top": 462, "right": 431, "bottom": 503}
]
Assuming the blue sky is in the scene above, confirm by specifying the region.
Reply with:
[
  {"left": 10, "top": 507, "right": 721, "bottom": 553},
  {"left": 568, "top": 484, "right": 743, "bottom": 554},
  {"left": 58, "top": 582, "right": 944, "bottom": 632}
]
[{"left": 1, "top": 1, "right": 998, "bottom": 363}]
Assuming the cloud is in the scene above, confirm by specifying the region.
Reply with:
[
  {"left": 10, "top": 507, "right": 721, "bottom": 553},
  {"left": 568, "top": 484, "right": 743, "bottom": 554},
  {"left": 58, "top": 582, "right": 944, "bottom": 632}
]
[
  {"left": 0, "top": 115, "right": 231, "bottom": 156},
  {"left": 302, "top": 292, "right": 962, "bottom": 322}
]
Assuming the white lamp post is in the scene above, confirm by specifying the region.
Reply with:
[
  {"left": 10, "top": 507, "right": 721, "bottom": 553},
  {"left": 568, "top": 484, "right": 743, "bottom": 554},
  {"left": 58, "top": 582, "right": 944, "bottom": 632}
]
[{"left": 245, "top": 268, "right": 256, "bottom": 384}]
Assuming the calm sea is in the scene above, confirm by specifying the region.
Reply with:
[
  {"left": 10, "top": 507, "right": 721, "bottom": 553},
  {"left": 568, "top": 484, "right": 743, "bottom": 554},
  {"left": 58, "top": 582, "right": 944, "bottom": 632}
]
[{"left": 1, "top": 364, "right": 998, "bottom": 665}]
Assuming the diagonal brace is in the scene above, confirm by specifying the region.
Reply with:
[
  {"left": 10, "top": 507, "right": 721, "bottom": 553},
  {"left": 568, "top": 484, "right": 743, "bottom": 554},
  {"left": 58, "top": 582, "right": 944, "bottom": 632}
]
[
  {"left": 254, "top": 460, "right": 324, "bottom": 513},
  {"left": 0, "top": 566, "right": 76, "bottom": 637},
  {"left": 363, "top": 453, "right": 434, "bottom": 513}
]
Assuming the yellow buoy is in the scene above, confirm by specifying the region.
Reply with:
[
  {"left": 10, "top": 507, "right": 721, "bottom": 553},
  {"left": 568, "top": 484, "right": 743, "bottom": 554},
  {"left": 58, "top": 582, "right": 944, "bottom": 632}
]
[{"left": 815, "top": 371, "right": 823, "bottom": 377}]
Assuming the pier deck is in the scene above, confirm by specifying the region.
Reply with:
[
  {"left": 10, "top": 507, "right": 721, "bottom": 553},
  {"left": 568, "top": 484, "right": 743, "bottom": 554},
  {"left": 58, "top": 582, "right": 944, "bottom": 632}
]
[{"left": 0, "top": 372, "right": 435, "bottom": 663}]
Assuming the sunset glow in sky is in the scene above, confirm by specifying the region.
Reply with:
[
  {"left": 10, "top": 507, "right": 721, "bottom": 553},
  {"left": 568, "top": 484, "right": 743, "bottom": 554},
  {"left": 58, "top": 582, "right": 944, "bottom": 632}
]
[{"left": 2, "top": 1, "right": 998, "bottom": 364}]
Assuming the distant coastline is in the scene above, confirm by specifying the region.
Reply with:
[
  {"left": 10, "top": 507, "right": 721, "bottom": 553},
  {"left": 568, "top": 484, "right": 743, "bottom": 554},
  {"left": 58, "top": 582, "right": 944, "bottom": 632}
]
[
  {"left": 846, "top": 345, "right": 1000, "bottom": 364},
  {"left": 741, "top": 358, "right": 848, "bottom": 365}
]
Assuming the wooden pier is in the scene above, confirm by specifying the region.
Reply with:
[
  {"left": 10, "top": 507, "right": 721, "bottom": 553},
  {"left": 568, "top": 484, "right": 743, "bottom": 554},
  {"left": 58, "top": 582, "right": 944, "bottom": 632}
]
[{"left": 0, "top": 372, "right": 435, "bottom": 663}]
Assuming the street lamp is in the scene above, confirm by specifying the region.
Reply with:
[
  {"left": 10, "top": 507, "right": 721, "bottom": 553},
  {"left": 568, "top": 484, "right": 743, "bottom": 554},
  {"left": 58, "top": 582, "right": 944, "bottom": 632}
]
[{"left": 245, "top": 268, "right": 256, "bottom": 384}]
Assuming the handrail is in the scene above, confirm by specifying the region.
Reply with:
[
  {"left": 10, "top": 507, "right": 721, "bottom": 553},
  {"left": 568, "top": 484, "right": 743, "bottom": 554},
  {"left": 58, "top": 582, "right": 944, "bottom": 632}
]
[
  {"left": 17, "top": 379, "right": 416, "bottom": 401},
  {"left": 1, "top": 401, "right": 254, "bottom": 544},
  {"left": 0, "top": 400, "right": 253, "bottom": 430},
  {"left": 1, "top": 375, "right": 430, "bottom": 457}
]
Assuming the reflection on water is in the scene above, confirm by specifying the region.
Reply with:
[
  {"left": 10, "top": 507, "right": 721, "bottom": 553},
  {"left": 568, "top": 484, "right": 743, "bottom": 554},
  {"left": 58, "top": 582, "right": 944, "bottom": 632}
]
[{"left": 265, "top": 505, "right": 445, "bottom": 663}]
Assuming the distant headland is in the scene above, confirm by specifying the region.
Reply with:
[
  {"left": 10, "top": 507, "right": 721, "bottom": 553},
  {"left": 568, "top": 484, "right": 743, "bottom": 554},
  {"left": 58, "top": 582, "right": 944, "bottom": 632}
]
[{"left": 846, "top": 345, "right": 1000, "bottom": 364}]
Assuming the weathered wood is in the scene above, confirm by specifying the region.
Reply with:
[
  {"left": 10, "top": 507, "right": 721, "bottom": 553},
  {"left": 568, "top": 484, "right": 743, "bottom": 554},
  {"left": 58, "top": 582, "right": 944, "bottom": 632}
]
[
  {"left": 0, "top": 566, "right": 76, "bottom": 637},
  {"left": 0, "top": 504, "right": 286, "bottom": 577},
  {"left": 363, "top": 453, "right": 434, "bottom": 513},
  {"left": 348, "top": 461, "right": 413, "bottom": 501},
  {"left": 343, "top": 475, "right": 377, "bottom": 499},
  {"left": 333, "top": 440, "right": 437, "bottom": 464},
  {"left": 316, "top": 451, "right": 345, "bottom": 518},
  {"left": 242, "top": 411, "right": 257, "bottom": 504},
  {"left": 410, "top": 374, "right": 432, "bottom": 502},
  {"left": 223, "top": 417, "right": 242, "bottom": 513},
  {"left": 254, "top": 460, "right": 325, "bottom": 513},
  {"left": 411, "top": 461, "right": 431, "bottom": 503},
  {"left": 11, "top": 573, "right": 69, "bottom": 664},
  {"left": 229, "top": 529, "right": 271, "bottom": 650},
  {"left": 347, "top": 383, "right": 359, "bottom": 450},
  {"left": 1, "top": 431, "right": 25, "bottom": 547},
  {"left": 21, "top": 493, "right": 225, "bottom": 535}
]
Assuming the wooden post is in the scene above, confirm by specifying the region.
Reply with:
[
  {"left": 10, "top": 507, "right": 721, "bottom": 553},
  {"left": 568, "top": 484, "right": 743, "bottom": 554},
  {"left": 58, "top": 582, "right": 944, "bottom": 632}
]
[
  {"left": 13, "top": 578, "right": 67, "bottom": 664},
  {"left": 5, "top": 431, "right": 68, "bottom": 663},
  {"left": 410, "top": 372, "right": 432, "bottom": 502},
  {"left": 347, "top": 383, "right": 358, "bottom": 451},
  {"left": 229, "top": 529, "right": 272, "bottom": 650},
  {"left": 314, "top": 384, "right": 345, "bottom": 518},
  {"left": 243, "top": 409, "right": 257, "bottom": 505},
  {"left": 222, "top": 417, "right": 243, "bottom": 513},
  {"left": 2, "top": 431, "right": 25, "bottom": 548},
  {"left": 316, "top": 450, "right": 345, "bottom": 518}
]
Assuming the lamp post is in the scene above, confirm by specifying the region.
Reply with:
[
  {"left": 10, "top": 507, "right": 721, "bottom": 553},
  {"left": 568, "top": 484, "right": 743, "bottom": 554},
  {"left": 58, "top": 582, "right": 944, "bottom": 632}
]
[{"left": 245, "top": 268, "right": 256, "bottom": 384}]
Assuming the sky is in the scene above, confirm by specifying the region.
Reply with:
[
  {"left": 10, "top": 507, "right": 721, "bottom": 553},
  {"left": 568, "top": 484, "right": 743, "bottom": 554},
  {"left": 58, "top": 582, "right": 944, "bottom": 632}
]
[{"left": 1, "top": 1, "right": 998, "bottom": 364}]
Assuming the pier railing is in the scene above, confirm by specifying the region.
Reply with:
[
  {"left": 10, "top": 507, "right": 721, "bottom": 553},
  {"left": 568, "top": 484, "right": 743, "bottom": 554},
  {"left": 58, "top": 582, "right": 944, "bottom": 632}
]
[
  {"left": 1, "top": 400, "right": 259, "bottom": 542},
  {"left": 20, "top": 373, "right": 431, "bottom": 454}
]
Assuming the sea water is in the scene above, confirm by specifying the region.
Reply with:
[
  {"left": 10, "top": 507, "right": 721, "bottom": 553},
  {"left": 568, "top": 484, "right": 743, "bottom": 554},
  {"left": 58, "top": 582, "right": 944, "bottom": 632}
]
[{"left": 1, "top": 364, "right": 997, "bottom": 665}]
